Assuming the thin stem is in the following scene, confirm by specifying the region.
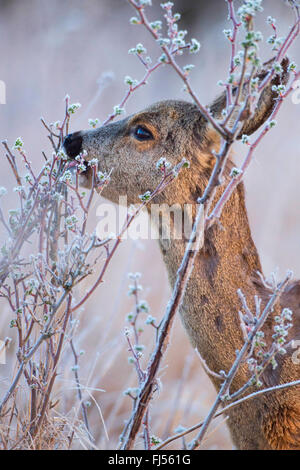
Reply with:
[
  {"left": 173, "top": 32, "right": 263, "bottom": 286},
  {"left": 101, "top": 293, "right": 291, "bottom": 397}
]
[{"left": 120, "top": 204, "right": 205, "bottom": 449}]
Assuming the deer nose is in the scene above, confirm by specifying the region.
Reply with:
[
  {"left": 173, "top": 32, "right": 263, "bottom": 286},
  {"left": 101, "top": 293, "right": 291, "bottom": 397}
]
[{"left": 63, "top": 131, "right": 83, "bottom": 159}]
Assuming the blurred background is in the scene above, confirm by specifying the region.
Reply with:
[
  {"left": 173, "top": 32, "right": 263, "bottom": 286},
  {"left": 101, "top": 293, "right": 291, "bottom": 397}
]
[{"left": 0, "top": 0, "right": 299, "bottom": 450}]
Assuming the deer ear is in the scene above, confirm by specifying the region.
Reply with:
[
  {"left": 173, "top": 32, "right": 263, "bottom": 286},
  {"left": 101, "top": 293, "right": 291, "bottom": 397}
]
[{"left": 208, "top": 57, "right": 290, "bottom": 138}]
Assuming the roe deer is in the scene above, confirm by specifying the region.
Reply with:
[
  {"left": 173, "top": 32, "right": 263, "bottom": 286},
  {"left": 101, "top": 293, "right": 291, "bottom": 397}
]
[{"left": 63, "top": 72, "right": 300, "bottom": 450}]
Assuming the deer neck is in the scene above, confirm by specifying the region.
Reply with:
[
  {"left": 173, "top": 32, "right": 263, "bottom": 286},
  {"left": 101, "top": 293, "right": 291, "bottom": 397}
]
[{"left": 153, "top": 179, "right": 263, "bottom": 389}]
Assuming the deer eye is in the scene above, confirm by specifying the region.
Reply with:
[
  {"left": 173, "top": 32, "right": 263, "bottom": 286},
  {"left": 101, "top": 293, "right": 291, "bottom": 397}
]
[{"left": 133, "top": 125, "right": 153, "bottom": 141}]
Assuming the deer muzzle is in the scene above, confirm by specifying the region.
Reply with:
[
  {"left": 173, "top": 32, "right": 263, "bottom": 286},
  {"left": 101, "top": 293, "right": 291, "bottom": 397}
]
[{"left": 63, "top": 131, "right": 83, "bottom": 159}]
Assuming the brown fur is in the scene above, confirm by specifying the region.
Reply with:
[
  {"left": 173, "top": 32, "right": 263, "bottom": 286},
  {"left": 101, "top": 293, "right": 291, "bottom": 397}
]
[{"left": 64, "top": 73, "right": 300, "bottom": 449}]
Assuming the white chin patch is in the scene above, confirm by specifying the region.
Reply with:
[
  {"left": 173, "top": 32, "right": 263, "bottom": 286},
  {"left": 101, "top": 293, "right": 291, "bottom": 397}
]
[{"left": 79, "top": 172, "right": 92, "bottom": 188}]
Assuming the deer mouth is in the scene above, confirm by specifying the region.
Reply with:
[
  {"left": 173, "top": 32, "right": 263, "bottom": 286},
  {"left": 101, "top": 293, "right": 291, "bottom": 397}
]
[{"left": 63, "top": 132, "right": 94, "bottom": 187}]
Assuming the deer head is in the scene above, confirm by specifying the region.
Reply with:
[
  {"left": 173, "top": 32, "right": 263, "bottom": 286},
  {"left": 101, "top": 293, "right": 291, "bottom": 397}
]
[{"left": 63, "top": 59, "right": 288, "bottom": 207}]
